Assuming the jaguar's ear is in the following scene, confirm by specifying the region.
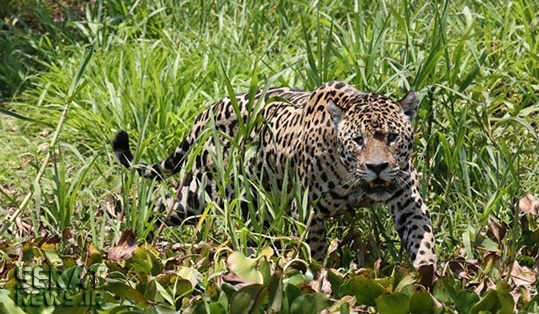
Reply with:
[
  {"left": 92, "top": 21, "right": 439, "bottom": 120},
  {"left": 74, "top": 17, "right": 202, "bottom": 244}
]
[
  {"left": 327, "top": 99, "right": 343, "bottom": 129},
  {"left": 399, "top": 91, "right": 418, "bottom": 124}
]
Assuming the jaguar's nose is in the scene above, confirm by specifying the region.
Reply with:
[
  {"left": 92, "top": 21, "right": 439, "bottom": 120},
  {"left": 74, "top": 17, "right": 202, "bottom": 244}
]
[{"left": 365, "top": 162, "right": 389, "bottom": 176}]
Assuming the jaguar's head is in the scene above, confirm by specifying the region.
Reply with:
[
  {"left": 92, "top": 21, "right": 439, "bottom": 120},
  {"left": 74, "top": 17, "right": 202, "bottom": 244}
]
[{"left": 327, "top": 90, "right": 418, "bottom": 202}]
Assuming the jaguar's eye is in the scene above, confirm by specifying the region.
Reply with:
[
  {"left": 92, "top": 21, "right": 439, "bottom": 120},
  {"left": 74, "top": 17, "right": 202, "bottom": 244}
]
[
  {"left": 353, "top": 136, "right": 364, "bottom": 146},
  {"left": 387, "top": 133, "right": 398, "bottom": 144}
]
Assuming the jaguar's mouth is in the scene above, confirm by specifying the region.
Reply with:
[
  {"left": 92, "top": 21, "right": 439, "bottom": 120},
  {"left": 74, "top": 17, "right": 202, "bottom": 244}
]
[
  {"left": 368, "top": 178, "right": 391, "bottom": 189},
  {"left": 364, "top": 179, "right": 396, "bottom": 201},
  {"left": 365, "top": 178, "right": 396, "bottom": 194}
]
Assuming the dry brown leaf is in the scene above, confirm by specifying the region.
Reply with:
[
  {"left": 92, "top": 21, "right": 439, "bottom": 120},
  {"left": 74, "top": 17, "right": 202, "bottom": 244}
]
[
  {"left": 486, "top": 278, "right": 497, "bottom": 291},
  {"left": 519, "top": 194, "right": 539, "bottom": 215},
  {"left": 309, "top": 268, "right": 332, "bottom": 295},
  {"left": 373, "top": 258, "right": 381, "bottom": 275},
  {"left": 482, "top": 252, "right": 501, "bottom": 272},
  {"left": 34, "top": 233, "right": 60, "bottom": 247},
  {"left": 468, "top": 278, "right": 496, "bottom": 296},
  {"left": 108, "top": 229, "right": 138, "bottom": 261},
  {"left": 105, "top": 194, "right": 123, "bottom": 219},
  {"left": 327, "top": 238, "right": 339, "bottom": 256},
  {"left": 220, "top": 272, "right": 258, "bottom": 290},
  {"left": 442, "top": 257, "right": 479, "bottom": 280},
  {"left": 469, "top": 280, "right": 485, "bottom": 295},
  {"left": 515, "top": 285, "right": 534, "bottom": 305},
  {"left": 487, "top": 216, "right": 508, "bottom": 243},
  {"left": 349, "top": 305, "right": 370, "bottom": 314},
  {"left": 62, "top": 226, "right": 72, "bottom": 239},
  {"left": 510, "top": 289, "right": 522, "bottom": 307},
  {"left": 447, "top": 258, "right": 472, "bottom": 280},
  {"left": 171, "top": 243, "right": 185, "bottom": 251},
  {"left": 510, "top": 261, "right": 536, "bottom": 287}
]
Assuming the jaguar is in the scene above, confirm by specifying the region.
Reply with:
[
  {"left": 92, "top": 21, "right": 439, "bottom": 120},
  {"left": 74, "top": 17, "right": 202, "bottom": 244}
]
[{"left": 112, "top": 81, "right": 437, "bottom": 269}]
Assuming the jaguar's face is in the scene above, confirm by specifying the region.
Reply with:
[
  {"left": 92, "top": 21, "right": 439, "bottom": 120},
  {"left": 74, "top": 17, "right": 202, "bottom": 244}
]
[{"left": 327, "top": 92, "right": 417, "bottom": 201}]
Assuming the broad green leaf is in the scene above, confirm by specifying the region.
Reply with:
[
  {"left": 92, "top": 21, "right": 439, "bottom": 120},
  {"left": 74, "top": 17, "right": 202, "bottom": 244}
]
[
  {"left": 154, "top": 280, "right": 174, "bottom": 306},
  {"left": 129, "top": 245, "right": 162, "bottom": 277},
  {"left": 206, "top": 303, "right": 227, "bottom": 314},
  {"left": 259, "top": 258, "right": 272, "bottom": 285},
  {"left": 144, "top": 304, "right": 177, "bottom": 314},
  {"left": 193, "top": 302, "right": 227, "bottom": 314},
  {"left": 285, "top": 270, "right": 313, "bottom": 286},
  {"left": 221, "top": 283, "right": 236, "bottom": 301},
  {"left": 326, "top": 269, "right": 344, "bottom": 297},
  {"left": 218, "top": 290, "right": 230, "bottom": 312},
  {"left": 394, "top": 274, "right": 417, "bottom": 293},
  {"left": 227, "top": 251, "right": 264, "bottom": 284},
  {"left": 375, "top": 292, "right": 410, "bottom": 314},
  {"left": 156, "top": 272, "right": 193, "bottom": 297},
  {"left": 141, "top": 278, "right": 157, "bottom": 302},
  {"left": 284, "top": 283, "right": 302, "bottom": 312},
  {"left": 329, "top": 295, "right": 356, "bottom": 314},
  {"left": 470, "top": 281, "right": 513, "bottom": 314},
  {"left": 86, "top": 248, "right": 103, "bottom": 266},
  {"left": 470, "top": 290, "right": 498, "bottom": 314},
  {"left": 0, "top": 289, "right": 26, "bottom": 314},
  {"left": 178, "top": 266, "right": 201, "bottom": 288},
  {"left": 290, "top": 293, "right": 333, "bottom": 314},
  {"left": 455, "top": 290, "right": 480, "bottom": 314},
  {"left": 229, "top": 284, "right": 267, "bottom": 314},
  {"left": 172, "top": 279, "right": 193, "bottom": 298},
  {"left": 61, "top": 266, "right": 84, "bottom": 292},
  {"left": 495, "top": 281, "right": 515, "bottom": 314},
  {"left": 43, "top": 248, "right": 62, "bottom": 266},
  {"left": 433, "top": 277, "right": 459, "bottom": 304},
  {"left": 268, "top": 272, "right": 284, "bottom": 313},
  {"left": 409, "top": 289, "right": 437, "bottom": 314},
  {"left": 52, "top": 305, "right": 91, "bottom": 314},
  {"left": 475, "top": 235, "right": 499, "bottom": 253},
  {"left": 339, "top": 275, "right": 385, "bottom": 306},
  {"left": 105, "top": 279, "right": 148, "bottom": 305}
]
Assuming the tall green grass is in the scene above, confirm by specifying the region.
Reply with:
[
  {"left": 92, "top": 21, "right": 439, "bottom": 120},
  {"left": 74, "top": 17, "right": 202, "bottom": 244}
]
[{"left": 1, "top": 0, "right": 539, "bottom": 268}]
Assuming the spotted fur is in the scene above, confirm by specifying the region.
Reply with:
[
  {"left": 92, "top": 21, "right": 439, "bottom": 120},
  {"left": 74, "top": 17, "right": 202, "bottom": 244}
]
[{"left": 112, "top": 81, "right": 436, "bottom": 268}]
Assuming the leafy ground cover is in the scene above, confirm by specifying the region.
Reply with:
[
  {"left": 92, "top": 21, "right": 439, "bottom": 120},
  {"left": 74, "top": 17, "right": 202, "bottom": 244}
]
[{"left": 1, "top": 0, "right": 539, "bottom": 313}]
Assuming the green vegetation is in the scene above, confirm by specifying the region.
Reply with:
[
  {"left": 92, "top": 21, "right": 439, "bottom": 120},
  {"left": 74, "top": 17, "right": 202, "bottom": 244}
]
[{"left": 1, "top": 0, "right": 538, "bottom": 312}]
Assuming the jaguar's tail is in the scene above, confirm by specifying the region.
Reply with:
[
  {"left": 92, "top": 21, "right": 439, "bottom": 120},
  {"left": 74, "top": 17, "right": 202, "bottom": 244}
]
[{"left": 112, "top": 130, "right": 163, "bottom": 180}]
